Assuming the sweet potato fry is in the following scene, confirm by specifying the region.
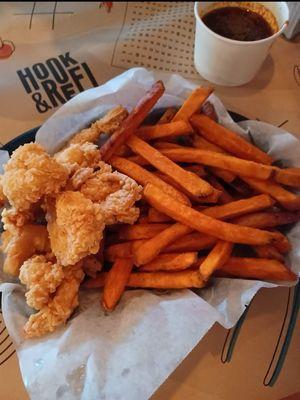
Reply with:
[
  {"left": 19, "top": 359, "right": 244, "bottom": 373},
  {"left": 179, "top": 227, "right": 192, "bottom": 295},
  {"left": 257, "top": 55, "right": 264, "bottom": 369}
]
[
  {"left": 274, "top": 167, "right": 300, "bottom": 188},
  {"left": 138, "top": 120, "right": 192, "bottom": 141},
  {"left": 192, "top": 135, "right": 227, "bottom": 153},
  {"left": 190, "top": 114, "right": 273, "bottom": 165},
  {"left": 208, "top": 167, "right": 236, "bottom": 184},
  {"left": 196, "top": 191, "right": 222, "bottom": 204},
  {"left": 271, "top": 232, "right": 291, "bottom": 254},
  {"left": 138, "top": 195, "right": 273, "bottom": 265},
  {"left": 139, "top": 252, "right": 198, "bottom": 271},
  {"left": 85, "top": 270, "right": 206, "bottom": 289},
  {"left": 160, "top": 148, "right": 273, "bottom": 180},
  {"left": 142, "top": 194, "right": 275, "bottom": 263},
  {"left": 204, "top": 198, "right": 291, "bottom": 254},
  {"left": 202, "top": 194, "right": 274, "bottom": 220},
  {"left": 114, "top": 144, "right": 132, "bottom": 157},
  {"left": 172, "top": 87, "right": 213, "bottom": 122},
  {"left": 184, "top": 164, "right": 206, "bottom": 177},
  {"left": 153, "top": 171, "right": 221, "bottom": 204},
  {"left": 105, "top": 240, "right": 146, "bottom": 262},
  {"left": 128, "top": 270, "right": 206, "bottom": 289},
  {"left": 118, "top": 223, "right": 170, "bottom": 240},
  {"left": 158, "top": 107, "right": 177, "bottom": 124},
  {"left": 100, "top": 80, "right": 165, "bottom": 161},
  {"left": 110, "top": 156, "right": 190, "bottom": 205},
  {"left": 148, "top": 208, "right": 172, "bottom": 223},
  {"left": 253, "top": 245, "right": 284, "bottom": 262},
  {"left": 206, "top": 175, "right": 233, "bottom": 204},
  {"left": 165, "top": 233, "right": 217, "bottom": 253},
  {"left": 199, "top": 241, "right": 233, "bottom": 281},
  {"left": 217, "top": 257, "right": 296, "bottom": 281},
  {"left": 134, "top": 223, "right": 193, "bottom": 265},
  {"left": 138, "top": 215, "right": 149, "bottom": 224},
  {"left": 102, "top": 258, "right": 133, "bottom": 311},
  {"left": 233, "top": 213, "right": 292, "bottom": 254},
  {"left": 127, "top": 135, "right": 214, "bottom": 197},
  {"left": 105, "top": 234, "right": 216, "bottom": 263},
  {"left": 232, "top": 211, "right": 300, "bottom": 229},
  {"left": 153, "top": 142, "right": 184, "bottom": 150},
  {"left": 143, "top": 183, "right": 280, "bottom": 246},
  {"left": 105, "top": 241, "right": 132, "bottom": 261},
  {"left": 193, "top": 135, "right": 236, "bottom": 182},
  {"left": 83, "top": 274, "right": 106, "bottom": 289},
  {"left": 241, "top": 177, "right": 300, "bottom": 210},
  {"left": 127, "top": 154, "right": 149, "bottom": 166}
]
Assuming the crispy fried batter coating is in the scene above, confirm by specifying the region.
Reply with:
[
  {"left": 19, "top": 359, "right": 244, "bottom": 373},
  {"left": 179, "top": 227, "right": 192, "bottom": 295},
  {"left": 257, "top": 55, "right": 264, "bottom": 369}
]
[
  {"left": 80, "top": 166, "right": 142, "bottom": 225},
  {"left": 23, "top": 263, "right": 84, "bottom": 338},
  {"left": 20, "top": 255, "right": 65, "bottom": 310},
  {"left": 46, "top": 191, "right": 105, "bottom": 266},
  {"left": 1, "top": 224, "right": 50, "bottom": 276},
  {"left": 0, "top": 175, "right": 6, "bottom": 207},
  {"left": 67, "top": 106, "right": 128, "bottom": 146},
  {"left": 1, "top": 207, "right": 34, "bottom": 231},
  {"left": 54, "top": 143, "right": 101, "bottom": 174},
  {"left": 2, "top": 143, "right": 68, "bottom": 211},
  {"left": 1, "top": 106, "right": 143, "bottom": 338}
]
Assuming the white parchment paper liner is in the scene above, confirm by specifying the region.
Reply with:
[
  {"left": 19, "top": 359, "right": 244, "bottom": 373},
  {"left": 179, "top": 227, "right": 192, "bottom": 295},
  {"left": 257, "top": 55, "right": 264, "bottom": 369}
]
[{"left": 0, "top": 68, "right": 299, "bottom": 400}]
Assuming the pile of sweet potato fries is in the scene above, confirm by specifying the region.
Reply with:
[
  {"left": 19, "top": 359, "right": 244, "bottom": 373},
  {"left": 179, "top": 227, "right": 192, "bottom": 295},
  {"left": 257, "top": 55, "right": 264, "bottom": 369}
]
[{"left": 84, "top": 81, "right": 298, "bottom": 311}]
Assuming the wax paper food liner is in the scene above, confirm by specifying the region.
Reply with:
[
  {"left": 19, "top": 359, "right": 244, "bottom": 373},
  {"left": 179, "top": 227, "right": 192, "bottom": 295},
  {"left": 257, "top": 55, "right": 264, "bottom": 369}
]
[{"left": 0, "top": 68, "right": 299, "bottom": 400}]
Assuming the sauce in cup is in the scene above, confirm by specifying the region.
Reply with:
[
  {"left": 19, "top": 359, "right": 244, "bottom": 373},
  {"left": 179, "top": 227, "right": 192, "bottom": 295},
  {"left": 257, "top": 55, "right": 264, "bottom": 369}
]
[{"left": 202, "top": 6, "right": 275, "bottom": 41}]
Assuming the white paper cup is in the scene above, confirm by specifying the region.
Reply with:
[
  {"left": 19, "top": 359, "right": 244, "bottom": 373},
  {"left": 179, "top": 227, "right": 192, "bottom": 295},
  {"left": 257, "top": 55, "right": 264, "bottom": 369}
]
[{"left": 194, "top": 2, "right": 289, "bottom": 86}]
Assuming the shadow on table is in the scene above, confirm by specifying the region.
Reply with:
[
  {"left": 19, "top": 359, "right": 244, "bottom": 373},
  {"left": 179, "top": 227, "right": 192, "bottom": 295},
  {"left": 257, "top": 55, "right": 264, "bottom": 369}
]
[{"left": 216, "top": 54, "right": 275, "bottom": 96}]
